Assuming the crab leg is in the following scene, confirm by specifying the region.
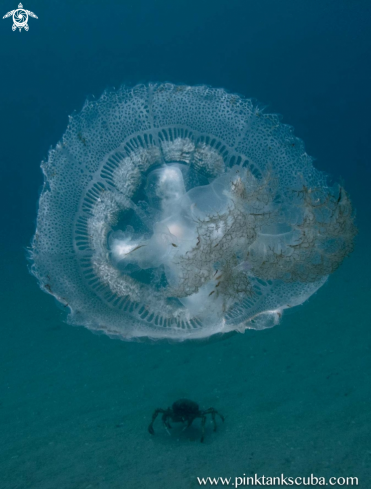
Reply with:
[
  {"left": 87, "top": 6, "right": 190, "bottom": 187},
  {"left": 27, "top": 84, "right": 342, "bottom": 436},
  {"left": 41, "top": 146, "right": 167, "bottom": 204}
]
[
  {"left": 204, "top": 408, "right": 225, "bottom": 423},
  {"left": 148, "top": 408, "right": 166, "bottom": 435},
  {"left": 162, "top": 413, "right": 173, "bottom": 435},
  {"left": 200, "top": 415, "right": 207, "bottom": 442},
  {"left": 182, "top": 418, "right": 194, "bottom": 431},
  {"left": 211, "top": 412, "right": 217, "bottom": 432}
]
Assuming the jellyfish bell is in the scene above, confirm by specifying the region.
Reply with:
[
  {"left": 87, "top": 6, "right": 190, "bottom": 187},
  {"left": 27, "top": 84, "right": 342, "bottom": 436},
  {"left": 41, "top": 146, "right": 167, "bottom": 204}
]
[{"left": 30, "top": 83, "right": 357, "bottom": 341}]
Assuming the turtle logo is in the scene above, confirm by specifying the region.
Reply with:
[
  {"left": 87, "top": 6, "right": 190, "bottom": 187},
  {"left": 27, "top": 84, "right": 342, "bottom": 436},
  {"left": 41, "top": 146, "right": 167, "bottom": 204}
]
[{"left": 3, "top": 3, "right": 38, "bottom": 32}]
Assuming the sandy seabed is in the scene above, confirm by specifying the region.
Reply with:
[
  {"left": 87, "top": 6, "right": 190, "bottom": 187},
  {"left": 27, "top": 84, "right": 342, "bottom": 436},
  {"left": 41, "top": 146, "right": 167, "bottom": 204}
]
[{"left": 0, "top": 214, "right": 370, "bottom": 489}]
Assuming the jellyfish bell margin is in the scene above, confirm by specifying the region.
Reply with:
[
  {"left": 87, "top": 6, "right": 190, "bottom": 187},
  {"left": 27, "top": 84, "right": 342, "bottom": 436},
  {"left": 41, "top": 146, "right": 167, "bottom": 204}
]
[{"left": 30, "top": 83, "right": 357, "bottom": 341}]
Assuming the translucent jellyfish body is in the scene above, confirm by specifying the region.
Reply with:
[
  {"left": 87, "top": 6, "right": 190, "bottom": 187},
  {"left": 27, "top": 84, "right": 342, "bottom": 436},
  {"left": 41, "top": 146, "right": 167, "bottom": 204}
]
[{"left": 30, "top": 84, "right": 356, "bottom": 340}]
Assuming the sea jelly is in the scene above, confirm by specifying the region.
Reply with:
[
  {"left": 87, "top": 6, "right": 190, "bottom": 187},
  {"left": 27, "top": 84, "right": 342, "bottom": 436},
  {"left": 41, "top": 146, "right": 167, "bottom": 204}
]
[{"left": 30, "top": 83, "right": 356, "bottom": 340}]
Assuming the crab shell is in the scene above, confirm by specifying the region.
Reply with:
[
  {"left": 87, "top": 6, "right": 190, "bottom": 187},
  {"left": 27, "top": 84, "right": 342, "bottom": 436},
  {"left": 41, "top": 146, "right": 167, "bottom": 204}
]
[{"left": 172, "top": 399, "right": 200, "bottom": 415}]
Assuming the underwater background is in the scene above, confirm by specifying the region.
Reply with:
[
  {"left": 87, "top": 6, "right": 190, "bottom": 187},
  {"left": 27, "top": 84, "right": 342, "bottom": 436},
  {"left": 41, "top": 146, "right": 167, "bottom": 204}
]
[{"left": 0, "top": 0, "right": 370, "bottom": 487}]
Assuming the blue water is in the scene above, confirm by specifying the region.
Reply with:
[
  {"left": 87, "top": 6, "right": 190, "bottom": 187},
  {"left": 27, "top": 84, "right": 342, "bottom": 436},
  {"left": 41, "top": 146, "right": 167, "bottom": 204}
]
[{"left": 1, "top": 1, "right": 370, "bottom": 487}]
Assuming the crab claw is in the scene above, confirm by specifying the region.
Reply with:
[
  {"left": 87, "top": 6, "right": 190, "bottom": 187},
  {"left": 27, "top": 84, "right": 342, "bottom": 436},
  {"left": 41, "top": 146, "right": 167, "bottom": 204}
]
[{"left": 148, "top": 425, "right": 155, "bottom": 435}]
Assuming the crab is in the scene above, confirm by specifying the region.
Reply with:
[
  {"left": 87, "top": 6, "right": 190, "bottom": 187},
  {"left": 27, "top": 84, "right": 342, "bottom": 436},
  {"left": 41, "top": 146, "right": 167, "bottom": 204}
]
[{"left": 148, "top": 398, "right": 224, "bottom": 442}]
